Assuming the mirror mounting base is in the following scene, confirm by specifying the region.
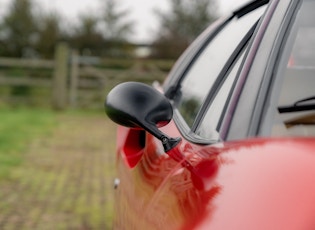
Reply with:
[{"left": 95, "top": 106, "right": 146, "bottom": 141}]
[{"left": 161, "top": 136, "right": 182, "bottom": 152}]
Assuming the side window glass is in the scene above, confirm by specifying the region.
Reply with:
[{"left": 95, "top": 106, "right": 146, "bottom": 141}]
[
  {"left": 270, "top": 0, "right": 315, "bottom": 137},
  {"left": 176, "top": 6, "right": 266, "bottom": 128},
  {"left": 195, "top": 52, "right": 245, "bottom": 140}
]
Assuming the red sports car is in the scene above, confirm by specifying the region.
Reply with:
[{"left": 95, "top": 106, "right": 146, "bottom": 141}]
[{"left": 105, "top": 0, "right": 315, "bottom": 229}]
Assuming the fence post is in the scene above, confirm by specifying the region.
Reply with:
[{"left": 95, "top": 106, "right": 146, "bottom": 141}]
[
  {"left": 70, "top": 50, "right": 79, "bottom": 108},
  {"left": 52, "top": 42, "right": 69, "bottom": 110}
]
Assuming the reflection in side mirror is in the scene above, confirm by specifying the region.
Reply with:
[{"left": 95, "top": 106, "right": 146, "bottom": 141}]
[{"left": 105, "top": 82, "right": 181, "bottom": 152}]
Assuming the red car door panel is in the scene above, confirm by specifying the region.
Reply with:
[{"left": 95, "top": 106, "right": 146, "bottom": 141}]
[{"left": 115, "top": 123, "right": 315, "bottom": 230}]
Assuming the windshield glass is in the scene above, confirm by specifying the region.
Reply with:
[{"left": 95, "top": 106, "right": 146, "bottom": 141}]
[{"left": 270, "top": 0, "right": 315, "bottom": 137}]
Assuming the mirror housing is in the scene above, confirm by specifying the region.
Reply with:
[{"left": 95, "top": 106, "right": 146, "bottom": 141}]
[{"left": 105, "top": 82, "right": 181, "bottom": 152}]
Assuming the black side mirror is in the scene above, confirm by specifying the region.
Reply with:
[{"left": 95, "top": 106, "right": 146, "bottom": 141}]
[{"left": 105, "top": 82, "right": 181, "bottom": 152}]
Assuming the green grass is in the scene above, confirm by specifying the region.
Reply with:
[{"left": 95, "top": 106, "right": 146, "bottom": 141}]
[
  {"left": 0, "top": 110, "right": 116, "bottom": 228},
  {"left": 0, "top": 108, "right": 56, "bottom": 180}
]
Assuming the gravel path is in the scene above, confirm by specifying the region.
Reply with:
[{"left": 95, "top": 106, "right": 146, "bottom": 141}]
[{"left": 0, "top": 114, "right": 116, "bottom": 230}]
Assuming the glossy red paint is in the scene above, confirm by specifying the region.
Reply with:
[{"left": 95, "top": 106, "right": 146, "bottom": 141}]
[
  {"left": 116, "top": 126, "right": 145, "bottom": 168},
  {"left": 194, "top": 138, "right": 315, "bottom": 230},
  {"left": 114, "top": 121, "right": 315, "bottom": 230}
]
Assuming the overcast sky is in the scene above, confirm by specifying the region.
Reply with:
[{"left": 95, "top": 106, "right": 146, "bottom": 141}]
[{"left": 0, "top": 0, "right": 250, "bottom": 42}]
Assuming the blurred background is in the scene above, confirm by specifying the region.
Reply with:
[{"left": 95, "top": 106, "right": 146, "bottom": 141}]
[{"left": 0, "top": 0, "right": 247, "bottom": 229}]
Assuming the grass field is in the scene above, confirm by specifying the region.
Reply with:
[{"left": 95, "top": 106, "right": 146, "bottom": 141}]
[
  {"left": 0, "top": 108, "right": 116, "bottom": 229},
  {"left": 0, "top": 108, "right": 56, "bottom": 180}
]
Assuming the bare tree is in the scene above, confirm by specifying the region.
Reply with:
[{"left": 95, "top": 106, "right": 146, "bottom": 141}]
[
  {"left": 71, "top": 13, "right": 104, "bottom": 56},
  {"left": 0, "top": 0, "right": 39, "bottom": 57},
  {"left": 152, "top": 0, "right": 218, "bottom": 59},
  {"left": 36, "top": 12, "right": 64, "bottom": 58},
  {"left": 101, "top": 0, "right": 134, "bottom": 41}
]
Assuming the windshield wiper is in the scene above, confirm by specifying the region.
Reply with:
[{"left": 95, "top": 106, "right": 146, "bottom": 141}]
[{"left": 278, "top": 96, "right": 315, "bottom": 113}]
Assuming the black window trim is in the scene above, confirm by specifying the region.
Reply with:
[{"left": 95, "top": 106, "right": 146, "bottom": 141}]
[{"left": 234, "top": 0, "right": 269, "bottom": 18}]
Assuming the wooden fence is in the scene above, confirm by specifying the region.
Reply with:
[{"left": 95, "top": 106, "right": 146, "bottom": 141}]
[{"left": 0, "top": 43, "right": 171, "bottom": 110}]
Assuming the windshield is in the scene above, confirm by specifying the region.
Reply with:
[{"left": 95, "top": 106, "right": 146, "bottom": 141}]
[{"left": 270, "top": 0, "right": 315, "bottom": 137}]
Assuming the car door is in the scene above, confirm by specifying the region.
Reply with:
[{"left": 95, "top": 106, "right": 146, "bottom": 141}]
[
  {"left": 113, "top": 1, "right": 269, "bottom": 229},
  {"left": 110, "top": 1, "right": 315, "bottom": 229}
]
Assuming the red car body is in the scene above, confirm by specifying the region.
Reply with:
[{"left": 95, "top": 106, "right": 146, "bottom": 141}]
[
  {"left": 106, "top": 0, "right": 315, "bottom": 229},
  {"left": 114, "top": 124, "right": 315, "bottom": 230}
]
